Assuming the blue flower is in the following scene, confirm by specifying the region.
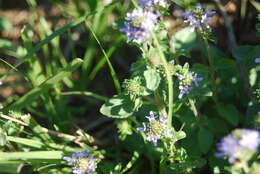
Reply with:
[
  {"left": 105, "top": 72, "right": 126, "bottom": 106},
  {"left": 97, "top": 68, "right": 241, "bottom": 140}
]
[
  {"left": 255, "top": 58, "right": 260, "bottom": 63},
  {"left": 137, "top": 0, "right": 167, "bottom": 8},
  {"left": 179, "top": 5, "right": 215, "bottom": 31},
  {"left": 63, "top": 150, "right": 97, "bottom": 174},
  {"left": 177, "top": 72, "right": 203, "bottom": 99},
  {"left": 137, "top": 112, "right": 173, "bottom": 146},
  {"left": 120, "top": 9, "right": 159, "bottom": 44},
  {"left": 216, "top": 129, "right": 260, "bottom": 163}
]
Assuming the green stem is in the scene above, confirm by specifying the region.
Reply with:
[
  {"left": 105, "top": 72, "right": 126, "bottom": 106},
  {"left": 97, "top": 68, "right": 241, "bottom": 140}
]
[
  {"left": 201, "top": 34, "right": 218, "bottom": 104},
  {"left": 151, "top": 31, "right": 173, "bottom": 129},
  {"left": 188, "top": 97, "right": 199, "bottom": 118},
  {"left": 130, "top": 0, "right": 173, "bottom": 127},
  {"left": 61, "top": 91, "right": 108, "bottom": 101},
  {"left": 86, "top": 23, "right": 121, "bottom": 94}
]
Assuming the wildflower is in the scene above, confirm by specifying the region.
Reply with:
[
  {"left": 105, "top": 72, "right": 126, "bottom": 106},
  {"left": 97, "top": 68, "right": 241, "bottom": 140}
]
[
  {"left": 137, "top": 0, "right": 167, "bottom": 8},
  {"left": 123, "top": 77, "right": 145, "bottom": 100},
  {"left": 216, "top": 129, "right": 260, "bottom": 163},
  {"left": 177, "top": 72, "right": 203, "bottom": 99},
  {"left": 137, "top": 111, "right": 173, "bottom": 146},
  {"left": 63, "top": 150, "right": 97, "bottom": 174},
  {"left": 179, "top": 5, "right": 215, "bottom": 32},
  {"left": 0, "top": 81, "right": 2, "bottom": 85},
  {"left": 120, "top": 9, "right": 159, "bottom": 44},
  {"left": 255, "top": 58, "right": 260, "bottom": 63}
]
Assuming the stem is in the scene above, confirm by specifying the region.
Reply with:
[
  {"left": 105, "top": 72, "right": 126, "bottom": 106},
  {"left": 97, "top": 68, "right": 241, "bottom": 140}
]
[
  {"left": 86, "top": 22, "right": 121, "bottom": 93},
  {"left": 130, "top": 0, "right": 173, "bottom": 127},
  {"left": 201, "top": 33, "right": 218, "bottom": 104},
  {"left": 61, "top": 91, "right": 108, "bottom": 101},
  {"left": 188, "top": 97, "right": 199, "bottom": 118},
  {"left": 151, "top": 31, "right": 174, "bottom": 129}
]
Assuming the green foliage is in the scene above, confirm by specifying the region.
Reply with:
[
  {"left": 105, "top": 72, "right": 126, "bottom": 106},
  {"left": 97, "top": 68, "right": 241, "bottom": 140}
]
[
  {"left": 0, "top": 17, "right": 13, "bottom": 32},
  {"left": 0, "top": 0, "right": 259, "bottom": 173},
  {"left": 144, "top": 68, "right": 161, "bottom": 91},
  {"left": 100, "top": 95, "right": 135, "bottom": 118},
  {"left": 170, "top": 27, "right": 197, "bottom": 56},
  {"left": 198, "top": 127, "right": 214, "bottom": 154}
]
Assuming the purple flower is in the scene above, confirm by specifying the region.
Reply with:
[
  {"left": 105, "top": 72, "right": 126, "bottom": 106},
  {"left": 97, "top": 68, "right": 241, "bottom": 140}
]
[
  {"left": 216, "top": 129, "right": 260, "bottom": 163},
  {"left": 63, "top": 150, "right": 97, "bottom": 174},
  {"left": 255, "top": 58, "right": 260, "bottom": 63},
  {"left": 179, "top": 5, "right": 215, "bottom": 31},
  {"left": 216, "top": 135, "right": 241, "bottom": 163},
  {"left": 137, "top": 0, "right": 167, "bottom": 8},
  {"left": 177, "top": 72, "right": 203, "bottom": 99},
  {"left": 120, "top": 9, "right": 159, "bottom": 44},
  {"left": 239, "top": 130, "right": 260, "bottom": 151},
  {"left": 137, "top": 111, "right": 173, "bottom": 146},
  {"left": 178, "top": 85, "right": 193, "bottom": 99}
]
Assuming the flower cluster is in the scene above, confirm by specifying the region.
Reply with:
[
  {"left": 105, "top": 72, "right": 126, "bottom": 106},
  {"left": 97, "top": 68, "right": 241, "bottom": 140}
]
[
  {"left": 255, "top": 57, "right": 260, "bottom": 63},
  {"left": 177, "top": 72, "right": 203, "bottom": 99},
  {"left": 179, "top": 5, "right": 215, "bottom": 32},
  {"left": 137, "top": 0, "right": 167, "bottom": 8},
  {"left": 63, "top": 150, "right": 97, "bottom": 174},
  {"left": 137, "top": 111, "right": 173, "bottom": 146},
  {"left": 216, "top": 129, "right": 260, "bottom": 163},
  {"left": 120, "top": 9, "right": 159, "bottom": 44},
  {"left": 123, "top": 76, "right": 145, "bottom": 100}
]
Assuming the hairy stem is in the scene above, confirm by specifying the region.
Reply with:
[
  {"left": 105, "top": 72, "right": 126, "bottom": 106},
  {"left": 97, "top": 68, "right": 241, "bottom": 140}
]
[{"left": 151, "top": 31, "right": 174, "bottom": 129}]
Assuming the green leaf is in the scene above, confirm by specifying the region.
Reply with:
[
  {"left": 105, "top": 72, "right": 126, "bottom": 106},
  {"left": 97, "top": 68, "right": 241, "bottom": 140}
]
[
  {"left": 198, "top": 127, "right": 214, "bottom": 154},
  {"left": 217, "top": 104, "right": 239, "bottom": 126},
  {"left": 0, "top": 151, "right": 63, "bottom": 160},
  {"left": 6, "top": 136, "right": 44, "bottom": 148},
  {"left": 232, "top": 45, "right": 253, "bottom": 60},
  {"left": 0, "top": 128, "right": 7, "bottom": 146},
  {"left": 3, "top": 58, "right": 83, "bottom": 111},
  {"left": 14, "top": 0, "right": 119, "bottom": 68},
  {"left": 0, "top": 39, "right": 27, "bottom": 57},
  {"left": 0, "top": 161, "right": 22, "bottom": 173},
  {"left": 0, "top": 17, "right": 13, "bottom": 32},
  {"left": 144, "top": 69, "right": 161, "bottom": 91},
  {"left": 249, "top": 68, "right": 257, "bottom": 86},
  {"left": 100, "top": 94, "right": 134, "bottom": 118},
  {"left": 170, "top": 27, "right": 196, "bottom": 55}
]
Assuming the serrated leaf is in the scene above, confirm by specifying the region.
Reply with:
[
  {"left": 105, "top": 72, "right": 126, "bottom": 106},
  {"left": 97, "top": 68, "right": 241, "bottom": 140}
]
[
  {"left": 198, "top": 127, "right": 214, "bottom": 154},
  {"left": 100, "top": 95, "right": 134, "bottom": 118},
  {"left": 217, "top": 104, "right": 239, "bottom": 126},
  {"left": 144, "top": 69, "right": 161, "bottom": 91}
]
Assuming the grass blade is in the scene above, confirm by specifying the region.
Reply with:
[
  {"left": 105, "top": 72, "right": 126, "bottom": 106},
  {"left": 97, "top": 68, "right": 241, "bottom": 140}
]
[
  {"left": 0, "top": 151, "right": 63, "bottom": 160},
  {"left": 3, "top": 58, "right": 83, "bottom": 111},
  {"left": 86, "top": 23, "right": 121, "bottom": 93}
]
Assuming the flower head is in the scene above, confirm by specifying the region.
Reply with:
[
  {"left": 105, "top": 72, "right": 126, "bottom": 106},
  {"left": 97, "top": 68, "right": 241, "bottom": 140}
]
[
  {"left": 216, "top": 129, "right": 260, "bottom": 163},
  {"left": 123, "top": 77, "right": 145, "bottom": 98},
  {"left": 63, "top": 150, "right": 97, "bottom": 174},
  {"left": 177, "top": 72, "right": 203, "bottom": 99},
  {"left": 137, "top": 112, "right": 173, "bottom": 146},
  {"left": 255, "top": 58, "right": 260, "bottom": 63},
  {"left": 179, "top": 5, "right": 215, "bottom": 31},
  {"left": 120, "top": 9, "right": 159, "bottom": 44},
  {"left": 137, "top": 0, "right": 167, "bottom": 8}
]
